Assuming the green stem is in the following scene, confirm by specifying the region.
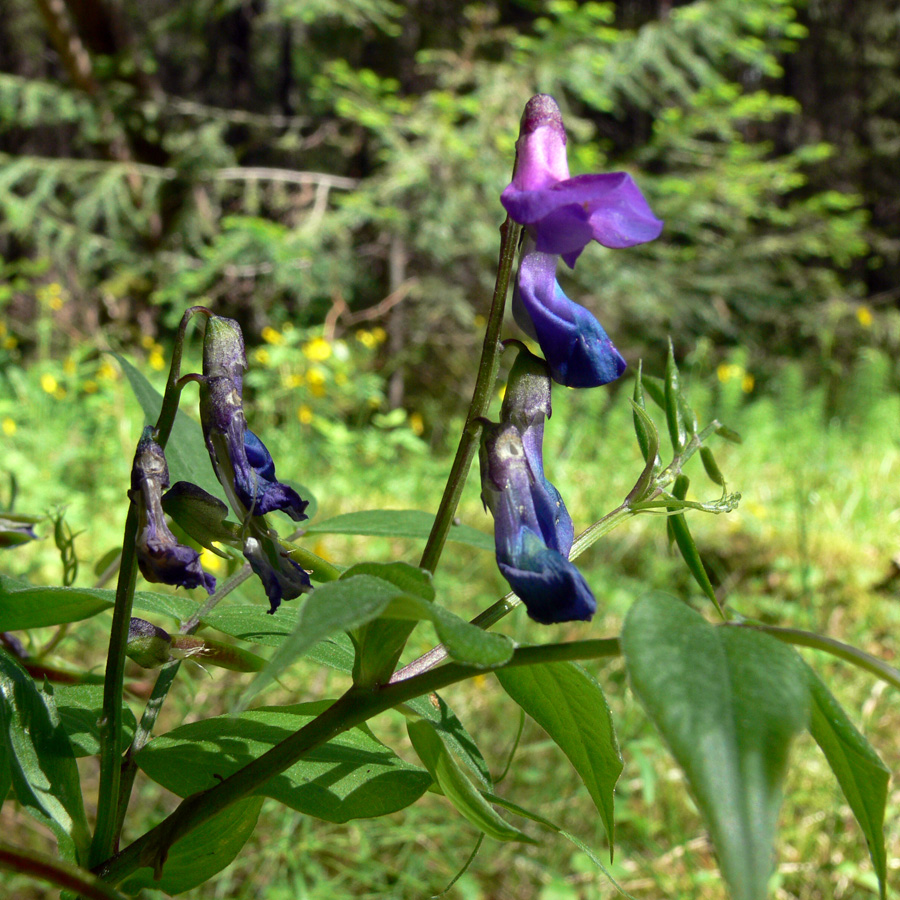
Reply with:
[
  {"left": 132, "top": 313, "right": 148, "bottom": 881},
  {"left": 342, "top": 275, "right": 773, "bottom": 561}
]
[
  {"left": 419, "top": 217, "right": 521, "bottom": 574},
  {"left": 88, "top": 502, "right": 139, "bottom": 866},
  {"left": 153, "top": 306, "right": 211, "bottom": 447},
  {"left": 91, "top": 307, "right": 208, "bottom": 866},
  {"left": 94, "top": 637, "right": 619, "bottom": 885},
  {"left": 735, "top": 623, "right": 900, "bottom": 691}
]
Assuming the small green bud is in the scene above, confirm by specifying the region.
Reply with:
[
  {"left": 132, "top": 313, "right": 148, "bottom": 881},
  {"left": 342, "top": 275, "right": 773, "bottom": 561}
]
[{"left": 126, "top": 617, "right": 173, "bottom": 668}]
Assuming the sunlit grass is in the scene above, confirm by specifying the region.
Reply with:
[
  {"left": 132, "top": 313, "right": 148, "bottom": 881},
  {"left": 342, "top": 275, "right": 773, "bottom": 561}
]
[{"left": 2, "top": 349, "right": 899, "bottom": 898}]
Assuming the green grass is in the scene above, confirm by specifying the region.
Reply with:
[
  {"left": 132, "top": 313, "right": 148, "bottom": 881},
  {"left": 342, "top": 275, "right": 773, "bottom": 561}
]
[{"left": 2, "top": 349, "right": 899, "bottom": 899}]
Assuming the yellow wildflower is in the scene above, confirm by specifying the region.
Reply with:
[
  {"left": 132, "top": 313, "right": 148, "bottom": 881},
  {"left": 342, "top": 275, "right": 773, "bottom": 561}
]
[
  {"left": 355, "top": 330, "right": 376, "bottom": 349},
  {"left": 409, "top": 412, "right": 424, "bottom": 436},
  {"left": 741, "top": 373, "right": 755, "bottom": 393},
  {"left": 83, "top": 380, "right": 99, "bottom": 394},
  {"left": 303, "top": 337, "right": 332, "bottom": 361},
  {"left": 97, "top": 359, "right": 118, "bottom": 381},
  {"left": 261, "top": 326, "right": 284, "bottom": 345},
  {"left": 253, "top": 348, "right": 271, "bottom": 366},
  {"left": 297, "top": 405, "right": 314, "bottom": 424},
  {"left": 140, "top": 334, "right": 156, "bottom": 349},
  {"left": 199, "top": 546, "right": 225, "bottom": 573},
  {"left": 282, "top": 372, "right": 305, "bottom": 389},
  {"left": 856, "top": 305, "right": 873, "bottom": 328},
  {"left": 306, "top": 367, "right": 327, "bottom": 397},
  {"left": 1, "top": 418, "right": 16, "bottom": 436},
  {"left": 40, "top": 373, "right": 58, "bottom": 394},
  {"left": 149, "top": 350, "right": 166, "bottom": 371}
]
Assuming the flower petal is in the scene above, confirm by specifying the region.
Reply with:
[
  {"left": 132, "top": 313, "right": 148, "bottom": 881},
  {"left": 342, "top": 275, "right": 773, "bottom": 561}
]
[
  {"left": 515, "top": 250, "right": 626, "bottom": 389},
  {"left": 499, "top": 531, "right": 596, "bottom": 625}
]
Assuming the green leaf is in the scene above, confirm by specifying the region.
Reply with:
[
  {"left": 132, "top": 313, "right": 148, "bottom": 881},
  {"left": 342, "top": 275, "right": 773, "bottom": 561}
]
[
  {"left": 344, "top": 562, "right": 435, "bottom": 686},
  {"left": 306, "top": 509, "right": 494, "bottom": 551},
  {"left": 54, "top": 684, "right": 137, "bottom": 758},
  {"left": 806, "top": 665, "right": 889, "bottom": 899},
  {"left": 120, "top": 797, "right": 263, "bottom": 895},
  {"left": 115, "top": 353, "right": 225, "bottom": 502},
  {"left": 667, "top": 476, "right": 722, "bottom": 615},
  {"left": 235, "top": 574, "right": 406, "bottom": 709},
  {"left": 622, "top": 594, "right": 809, "bottom": 900},
  {"left": 626, "top": 400, "right": 659, "bottom": 504},
  {"left": 0, "top": 575, "right": 199, "bottom": 631},
  {"left": 0, "top": 650, "right": 91, "bottom": 862},
  {"left": 664, "top": 341, "right": 687, "bottom": 452},
  {"left": 403, "top": 693, "right": 492, "bottom": 788},
  {"left": 407, "top": 717, "right": 536, "bottom": 843},
  {"left": 0, "top": 575, "right": 112, "bottom": 630},
  {"left": 495, "top": 661, "right": 622, "bottom": 854},
  {"left": 136, "top": 701, "right": 431, "bottom": 822}
]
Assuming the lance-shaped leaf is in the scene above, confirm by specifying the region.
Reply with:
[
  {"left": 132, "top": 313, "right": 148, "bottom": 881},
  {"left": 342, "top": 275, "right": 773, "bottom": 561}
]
[
  {"left": 120, "top": 797, "right": 263, "bottom": 895},
  {"left": 806, "top": 664, "right": 889, "bottom": 899},
  {"left": 407, "top": 717, "right": 537, "bottom": 843},
  {"left": 0, "top": 650, "right": 91, "bottom": 862},
  {"left": 495, "top": 661, "right": 622, "bottom": 855},
  {"left": 137, "top": 701, "right": 431, "bottom": 822},
  {"left": 622, "top": 593, "right": 809, "bottom": 900}
]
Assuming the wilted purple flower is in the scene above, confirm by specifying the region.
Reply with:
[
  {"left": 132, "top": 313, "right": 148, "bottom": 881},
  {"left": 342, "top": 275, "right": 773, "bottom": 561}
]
[
  {"left": 501, "top": 94, "right": 663, "bottom": 268},
  {"left": 131, "top": 429, "right": 216, "bottom": 594},
  {"left": 242, "top": 535, "right": 311, "bottom": 615},
  {"left": 200, "top": 316, "right": 308, "bottom": 522},
  {"left": 501, "top": 94, "right": 662, "bottom": 389},
  {"left": 480, "top": 420, "right": 595, "bottom": 625}
]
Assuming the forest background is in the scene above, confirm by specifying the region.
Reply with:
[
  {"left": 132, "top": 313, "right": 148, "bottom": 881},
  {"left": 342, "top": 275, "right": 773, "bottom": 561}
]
[{"left": 2, "top": 0, "right": 900, "bottom": 898}]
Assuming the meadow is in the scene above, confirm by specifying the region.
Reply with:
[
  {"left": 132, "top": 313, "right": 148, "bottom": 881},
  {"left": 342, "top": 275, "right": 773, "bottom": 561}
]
[{"left": 1, "top": 322, "right": 897, "bottom": 899}]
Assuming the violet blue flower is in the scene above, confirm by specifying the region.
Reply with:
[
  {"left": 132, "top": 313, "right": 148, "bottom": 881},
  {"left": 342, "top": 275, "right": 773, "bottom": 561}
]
[
  {"left": 200, "top": 316, "right": 308, "bottom": 522},
  {"left": 480, "top": 421, "right": 596, "bottom": 624},
  {"left": 501, "top": 94, "right": 663, "bottom": 268},
  {"left": 501, "top": 94, "right": 662, "bottom": 389},
  {"left": 512, "top": 245, "right": 627, "bottom": 388},
  {"left": 130, "top": 429, "right": 216, "bottom": 594},
  {"left": 500, "top": 343, "right": 574, "bottom": 552}
]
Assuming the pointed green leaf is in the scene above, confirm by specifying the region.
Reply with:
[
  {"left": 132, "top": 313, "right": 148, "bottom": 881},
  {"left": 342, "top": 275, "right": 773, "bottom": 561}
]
[
  {"left": 120, "top": 797, "right": 263, "bottom": 895},
  {"left": 137, "top": 702, "right": 431, "bottom": 822},
  {"left": 640, "top": 373, "right": 666, "bottom": 410},
  {"left": 622, "top": 594, "right": 809, "bottom": 900},
  {"left": 403, "top": 693, "right": 492, "bottom": 788},
  {"left": 344, "top": 562, "right": 434, "bottom": 686},
  {"left": 806, "top": 665, "right": 889, "bottom": 899},
  {"left": 495, "top": 662, "right": 622, "bottom": 853},
  {"left": 0, "top": 650, "right": 91, "bottom": 862},
  {"left": 664, "top": 341, "right": 687, "bottom": 452},
  {"left": 306, "top": 509, "right": 494, "bottom": 551},
  {"left": 54, "top": 684, "right": 137, "bottom": 758},
  {"left": 407, "top": 718, "right": 536, "bottom": 844},
  {"left": 700, "top": 446, "right": 726, "bottom": 487},
  {"left": 235, "top": 575, "right": 400, "bottom": 710}
]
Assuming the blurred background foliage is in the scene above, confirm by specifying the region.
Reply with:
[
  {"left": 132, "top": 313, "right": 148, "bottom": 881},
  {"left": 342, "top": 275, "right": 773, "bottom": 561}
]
[{"left": 1, "top": 0, "right": 899, "bottom": 430}]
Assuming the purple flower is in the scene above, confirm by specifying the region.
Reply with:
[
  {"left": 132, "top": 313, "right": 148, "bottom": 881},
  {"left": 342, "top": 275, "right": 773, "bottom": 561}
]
[
  {"left": 512, "top": 245, "right": 627, "bottom": 388},
  {"left": 200, "top": 316, "right": 308, "bottom": 522},
  {"left": 242, "top": 536, "right": 311, "bottom": 615},
  {"left": 500, "top": 343, "right": 574, "bottom": 552},
  {"left": 501, "top": 94, "right": 662, "bottom": 389},
  {"left": 479, "top": 420, "right": 595, "bottom": 625},
  {"left": 131, "top": 429, "right": 216, "bottom": 594},
  {"left": 501, "top": 94, "right": 663, "bottom": 268}
]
